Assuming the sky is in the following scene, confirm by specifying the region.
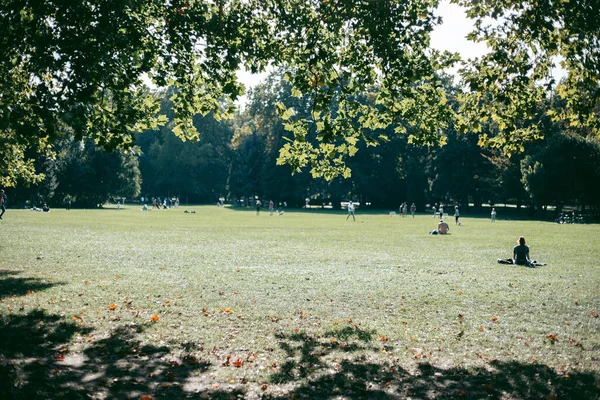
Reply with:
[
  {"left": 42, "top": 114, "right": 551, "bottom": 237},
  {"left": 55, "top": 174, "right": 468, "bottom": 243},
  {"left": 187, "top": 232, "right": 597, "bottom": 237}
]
[{"left": 235, "top": 1, "right": 488, "bottom": 106}]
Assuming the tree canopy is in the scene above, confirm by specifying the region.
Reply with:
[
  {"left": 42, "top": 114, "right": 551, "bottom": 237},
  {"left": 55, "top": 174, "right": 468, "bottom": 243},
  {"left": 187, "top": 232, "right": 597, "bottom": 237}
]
[{"left": 1, "top": 0, "right": 599, "bottom": 186}]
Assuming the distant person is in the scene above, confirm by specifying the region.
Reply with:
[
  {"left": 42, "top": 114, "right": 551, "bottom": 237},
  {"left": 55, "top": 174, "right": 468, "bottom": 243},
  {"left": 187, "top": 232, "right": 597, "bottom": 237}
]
[
  {"left": 142, "top": 204, "right": 149, "bottom": 211},
  {"left": 491, "top": 207, "right": 497, "bottom": 222},
  {"left": 454, "top": 206, "right": 460, "bottom": 225},
  {"left": 256, "top": 199, "right": 262, "bottom": 215},
  {"left": 438, "top": 204, "right": 444, "bottom": 219},
  {"left": 346, "top": 201, "right": 356, "bottom": 221},
  {"left": 65, "top": 195, "right": 71, "bottom": 211},
  {"left": 175, "top": 197, "right": 180, "bottom": 208},
  {"left": 269, "top": 200, "right": 274, "bottom": 216},
  {"left": 430, "top": 219, "right": 449, "bottom": 235},
  {"left": 410, "top": 203, "right": 416, "bottom": 218},
  {"left": 401, "top": 202, "right": 407, "bottom": 217},
  {"left": 42, "top": 203, "right": 50, "bottom": 212},
  {"left": 117, "top": 200, "right": 121, "bottom": 211},
  {"left": 0, "top": 189, "right": 6, "bottom": 220},
  {"left": 432, "top": 204, "right": 437, "bottom": 218}
]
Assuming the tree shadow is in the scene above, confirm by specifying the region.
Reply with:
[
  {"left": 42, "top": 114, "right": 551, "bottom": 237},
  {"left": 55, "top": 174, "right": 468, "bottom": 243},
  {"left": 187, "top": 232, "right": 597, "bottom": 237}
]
[
  {"left": 264, "top": 329, "right": 600, "bottom": 400},
  {"left": 0, "top": 270, "right": 242, "bottom": 399},
  {"left": 0, "top": 285, "right": 597, "bottom": 399},
  {"left": 0, "top": 270, "right": 59, "bottom": 300},
  {"left": 0, "top": 309, "right": 245, "bottom": 399}
]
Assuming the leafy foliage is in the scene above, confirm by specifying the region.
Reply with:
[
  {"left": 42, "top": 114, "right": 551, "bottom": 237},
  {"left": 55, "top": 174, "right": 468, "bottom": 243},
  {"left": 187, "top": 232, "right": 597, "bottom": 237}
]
[
  {"left": 2, "top": 0, "right": 599, "bottom": 186},
  {"left": 454, "top": 0, "right": 600, "bottom": 152}
]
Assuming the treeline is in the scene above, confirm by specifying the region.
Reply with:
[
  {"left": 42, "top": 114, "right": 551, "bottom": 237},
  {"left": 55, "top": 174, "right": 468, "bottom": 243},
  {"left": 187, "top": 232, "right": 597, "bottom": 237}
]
[{"left": 9, "top": 70, "right": 600, "bottom": 217}]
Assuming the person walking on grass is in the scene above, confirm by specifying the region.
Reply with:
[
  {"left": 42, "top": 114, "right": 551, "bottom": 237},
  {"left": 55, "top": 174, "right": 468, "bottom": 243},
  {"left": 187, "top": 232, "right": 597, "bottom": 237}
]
[
  {"left": 256, "top": 199, "right": 262, "bottom": 215},
  {"left": 346, "top": 201, "right": 356, "bottom": 221},
  {"left": 410, "top": 203, "right": 416, "bottom": 218},
  {"left": 454, "top": 205, "right": 461, "bottom": 225},
  {"left": 491, "top": 207, "right": 497, "bottom": 222},
  {"left": 0, "top": 189, "right": 6, "bottom": 220},
  {"left": 269, "top": 200, "right": 274, "bottom": 216}
]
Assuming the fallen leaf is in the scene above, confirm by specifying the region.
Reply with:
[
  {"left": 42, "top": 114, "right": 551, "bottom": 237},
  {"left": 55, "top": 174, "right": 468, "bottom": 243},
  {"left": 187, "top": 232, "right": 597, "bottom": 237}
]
[
  {"left": 108, "top": 304, "right": 117, "bottom": 311},
  {"left": 232, "top": 358, "right": 244, "bottom": 367},
  {"left": 222, "top": 355, "right": 231, "bottom": 366},
  {"left": 150, "top": 315, "right": 159, "bottom": 322},
  {"left": 490, "top": 317, "right": 498, "bottom": 322},
  {"left": 546, "top": 334, "right": 558, "bottom": 344},
  {"left": 185, "top": 355, "right": 199, "bottom": 365}
]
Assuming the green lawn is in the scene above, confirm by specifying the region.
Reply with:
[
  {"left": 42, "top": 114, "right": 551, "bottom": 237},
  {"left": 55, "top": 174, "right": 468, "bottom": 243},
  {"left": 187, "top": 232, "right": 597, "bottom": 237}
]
[{"left": 1, "top": 206, "right": 599, "bottom": 399}]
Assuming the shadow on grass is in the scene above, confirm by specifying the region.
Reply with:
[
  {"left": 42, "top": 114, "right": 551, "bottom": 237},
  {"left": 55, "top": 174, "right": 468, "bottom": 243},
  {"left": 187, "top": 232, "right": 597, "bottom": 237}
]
[
  {"left": 0, "top": 310, "right": 243, "bottom": 399},
  {"left": 0, "top": 271, "right": 597, "bottom": 400},
  {"left": 0, "top": 270, "right": 59, "bottom": 300},
  {"left": 0, "top": 270, "right": 241, "bottom": 399},
  {"left": 264, "top": 330, "right": 599, "bottom": 400}
]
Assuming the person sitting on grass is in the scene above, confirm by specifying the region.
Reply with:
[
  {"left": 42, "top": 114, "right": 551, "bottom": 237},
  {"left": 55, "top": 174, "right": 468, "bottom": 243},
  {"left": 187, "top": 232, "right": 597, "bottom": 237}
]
[
  {"left": 430, "top": 219, "right": 449, "bottom": 235},
  {"left": 498, "top": 236, "right": 546, "bottom": 266}
]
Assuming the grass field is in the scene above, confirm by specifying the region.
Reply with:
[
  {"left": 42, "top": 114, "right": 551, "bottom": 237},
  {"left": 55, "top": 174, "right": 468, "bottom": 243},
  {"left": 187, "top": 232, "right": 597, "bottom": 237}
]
[{"left": 1, "top": 206, "right": 599, "bottom": 399}]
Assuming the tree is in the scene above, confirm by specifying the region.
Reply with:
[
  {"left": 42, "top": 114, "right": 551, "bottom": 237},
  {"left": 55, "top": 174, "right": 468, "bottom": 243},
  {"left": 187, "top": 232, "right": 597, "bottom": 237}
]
[
  {"left": 454, "top": 0, "right": 600, "bottom": 153},
  {"left": 137, "top": 88, "right": 234, "bottom": 203},
  {"left": 2, "top": 1, "right": 598, "bottom": 187},
  {"left": 54, "top": 139, "right": 142, "bottom": 207},
  {"left": 521, "top": 133, "right": 600, "bottom": 215},
  {"left": 0, "top": 0, "right": 457, "bottom": 186}
]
